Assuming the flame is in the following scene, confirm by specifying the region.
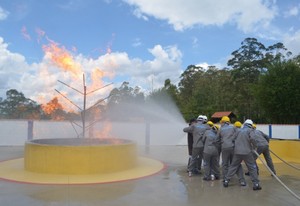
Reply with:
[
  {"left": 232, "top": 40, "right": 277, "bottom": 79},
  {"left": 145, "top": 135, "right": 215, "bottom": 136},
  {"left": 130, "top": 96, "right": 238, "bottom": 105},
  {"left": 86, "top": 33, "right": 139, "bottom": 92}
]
[
  {"left": 43, "top": 42, "right": 82, "bottom": 80},
  {"left": 42, "top": 97, "right": 63, "bottom": 114},
  {"left": 93, "top": 121, "right": 113, "bottom": 138}
]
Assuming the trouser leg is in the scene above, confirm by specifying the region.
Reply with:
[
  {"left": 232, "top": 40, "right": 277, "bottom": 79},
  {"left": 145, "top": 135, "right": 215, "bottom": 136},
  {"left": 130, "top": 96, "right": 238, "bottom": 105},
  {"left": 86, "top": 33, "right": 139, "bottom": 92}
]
[
  {"left": 244, "top": 154, "right": 260, "bottom": 185},
  {"left": 203, "top": 153, "right": 211, "bottom": 179},
  {"left": 236, "top": 164, "right": 245, "bottom": 183},
  {"left": 211, "top": 154, "right": 220, "bottom": 178},
  {"left": 188, "top": 147, "right": 200, "bottom": 172},
  {"left": 224, "top": 154, "right": 243, "bottom": 181},
  {"left": 221, "top": 148, "right": 233, "bottom": 179},
  {"left": 196, "top": 147, "right": 204, "bottom": 171},
  {"left": 262, "top": 146, "right": 276, "bottom": 174}
]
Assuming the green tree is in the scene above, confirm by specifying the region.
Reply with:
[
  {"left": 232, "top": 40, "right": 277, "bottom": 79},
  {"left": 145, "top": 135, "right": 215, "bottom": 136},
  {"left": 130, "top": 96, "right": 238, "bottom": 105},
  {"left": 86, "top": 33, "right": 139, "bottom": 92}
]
[
  {"left": 147, "top": 79, "right": 179, "bottom": 114},
  {"left": 227, "top": 38, "right": 292, "bottom": 120},
  {"left": 255, "top": 58, "right": 300, "bottom": 123},
  {"left": 0, "top": 89, "right": 42, "bottom": 119},
  {"left": 106, "top": 82, "right": 145, "bottom": 120},
  {"left": 177, "top": 65, "right": 207, "bottom": 120}
]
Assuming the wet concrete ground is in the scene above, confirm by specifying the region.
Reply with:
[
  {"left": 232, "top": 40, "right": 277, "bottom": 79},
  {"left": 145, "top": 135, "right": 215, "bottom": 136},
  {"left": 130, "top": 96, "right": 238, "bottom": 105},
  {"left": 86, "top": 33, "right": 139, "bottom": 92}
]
[{"left": 0, "top": 145, "right": 299, "bottom": 206}]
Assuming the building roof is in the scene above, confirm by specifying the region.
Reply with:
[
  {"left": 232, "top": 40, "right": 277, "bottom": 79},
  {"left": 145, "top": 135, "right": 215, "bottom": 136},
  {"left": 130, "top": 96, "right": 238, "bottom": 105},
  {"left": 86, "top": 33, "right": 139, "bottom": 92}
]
[
  {"left": 210, "top": 111, "right": 236, "bottom": 123},
  {"left": 211, "top": 111, "right": 235, "bottom": 118}
]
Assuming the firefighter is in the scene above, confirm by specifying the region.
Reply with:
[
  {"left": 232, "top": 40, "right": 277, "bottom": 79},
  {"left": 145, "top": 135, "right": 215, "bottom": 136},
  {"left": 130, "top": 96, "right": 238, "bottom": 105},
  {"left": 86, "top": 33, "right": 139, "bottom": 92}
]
[
  {"left": 186, "top": 118, "right": 197, "bottom": 171},
  {"left": 245, "top": 124, "right": 276, "bottom": 176},
  {"left": 234, "top": 121, "right": 242, "bottom": 128},
  {"left": 183, "top": 115, "right": 210, "bottom": 176},
  {"left": 219, "top": 116, "right": 246, "bottom": 186},
  {"left": 223, "top": 119, "right": 262, "bottom": 191},
  {"left": 202, "top": 124, "right": 221, "bottom": 180}
]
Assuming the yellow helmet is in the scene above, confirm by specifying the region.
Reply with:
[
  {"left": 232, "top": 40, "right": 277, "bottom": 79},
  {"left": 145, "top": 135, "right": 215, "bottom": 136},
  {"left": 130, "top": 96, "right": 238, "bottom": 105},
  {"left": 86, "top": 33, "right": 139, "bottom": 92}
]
[
  {"left": 213, "top": 124, "right": 220, "bottom": 130},
  {"left": 253, "top": 124, "right": 257, "bottom": 129},
  {"left": 220, "top": 116, "right": 230, "bottom": 123},
  {"left": 234, "top": 121, "right": 242, "bottom": 128},
  {"left": 207, "top": 121, "right": 214, "bottom": 127}
]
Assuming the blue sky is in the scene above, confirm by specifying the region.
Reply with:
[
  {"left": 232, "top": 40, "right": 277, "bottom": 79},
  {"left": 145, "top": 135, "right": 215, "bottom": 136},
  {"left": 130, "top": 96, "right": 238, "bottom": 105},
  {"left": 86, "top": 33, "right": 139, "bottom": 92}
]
[{"left": 0, "top": 0, "right": 299, "bottom": 108}]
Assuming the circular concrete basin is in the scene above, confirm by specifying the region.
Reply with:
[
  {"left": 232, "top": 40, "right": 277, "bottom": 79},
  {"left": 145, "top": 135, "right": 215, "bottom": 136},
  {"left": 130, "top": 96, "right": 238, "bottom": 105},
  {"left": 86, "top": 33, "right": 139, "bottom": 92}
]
[{"left": 24, "top": 138, "right": 137, "bottom": 175}]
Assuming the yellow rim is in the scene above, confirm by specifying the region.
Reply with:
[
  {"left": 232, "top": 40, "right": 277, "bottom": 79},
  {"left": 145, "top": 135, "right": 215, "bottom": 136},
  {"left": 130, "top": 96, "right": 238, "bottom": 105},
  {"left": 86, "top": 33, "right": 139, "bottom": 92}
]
[{"left": 0, "top": 157, "right": 165, "bottom": 185}]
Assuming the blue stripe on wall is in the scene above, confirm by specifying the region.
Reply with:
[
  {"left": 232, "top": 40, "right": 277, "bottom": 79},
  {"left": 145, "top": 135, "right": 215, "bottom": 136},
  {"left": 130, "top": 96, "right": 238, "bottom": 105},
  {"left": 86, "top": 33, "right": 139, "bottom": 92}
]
[{"left": 269, "top": 124, "right": 272, "bottom": 138}]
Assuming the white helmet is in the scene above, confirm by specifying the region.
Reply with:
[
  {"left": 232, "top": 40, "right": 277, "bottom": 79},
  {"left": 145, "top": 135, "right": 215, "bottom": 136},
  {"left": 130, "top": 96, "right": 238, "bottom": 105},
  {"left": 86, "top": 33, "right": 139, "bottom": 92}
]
[
  {"left": 197, "top": 115, "right": 204, "bottom": 121},
  {"left": 197, "top": 115, "right": 208, "bottom": 122},
  {"left": 202, "top": 115, "right": 208, "bottom": 122},
  {"left": 244, "top": 119, "right": 253, "bottom": 127}
]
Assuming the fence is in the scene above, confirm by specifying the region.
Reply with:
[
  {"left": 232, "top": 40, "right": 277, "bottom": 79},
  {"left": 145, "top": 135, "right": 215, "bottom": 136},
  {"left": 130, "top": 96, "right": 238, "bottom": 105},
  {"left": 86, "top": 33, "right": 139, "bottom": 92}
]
[{"left": 0, "top": 120, "right": 299, "bottom": 146}]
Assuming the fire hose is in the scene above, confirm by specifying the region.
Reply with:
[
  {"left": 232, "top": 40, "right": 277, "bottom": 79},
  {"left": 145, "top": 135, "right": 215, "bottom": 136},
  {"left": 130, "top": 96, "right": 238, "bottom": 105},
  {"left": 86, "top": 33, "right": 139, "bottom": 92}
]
[
  {"left": 253, "top": 150, "right": 300, "bottom": 201},
  {"left": 269, "top": 149, "right": 300, "bottom": 170}
]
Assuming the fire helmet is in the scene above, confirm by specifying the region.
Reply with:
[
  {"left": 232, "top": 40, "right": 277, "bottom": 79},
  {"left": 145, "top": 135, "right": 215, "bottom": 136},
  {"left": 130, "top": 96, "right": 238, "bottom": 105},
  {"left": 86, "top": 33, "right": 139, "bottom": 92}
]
[
  {"left": 207, "top": 121, "right": 214, "bottom": 127},
  {"left": 197, "top": 115, "right": 208, "bottom": 123},
  {"left": 220, "top": 116, "right": 230, "bottom": 123},
  {"left": 244, "top": 119, "right": 253, "bottom": 128},
  {"left": 234, "top": 121, "right": 242, "bottom": 128},
  {"left": 213, "top": 124, "right": 220, "bottom": 131}
]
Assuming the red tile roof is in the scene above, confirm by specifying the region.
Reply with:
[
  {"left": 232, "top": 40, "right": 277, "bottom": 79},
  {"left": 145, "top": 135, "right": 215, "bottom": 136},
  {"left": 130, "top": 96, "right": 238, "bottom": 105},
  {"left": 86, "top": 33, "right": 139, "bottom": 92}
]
[{"left": 211, "top": 111, "right": 234, "bottom": 118}]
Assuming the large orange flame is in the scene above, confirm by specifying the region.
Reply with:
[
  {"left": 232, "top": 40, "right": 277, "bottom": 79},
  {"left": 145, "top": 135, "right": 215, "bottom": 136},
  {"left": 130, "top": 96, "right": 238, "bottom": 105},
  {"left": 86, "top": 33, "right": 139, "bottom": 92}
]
[
  {"left": 43, "top": 42, "right": 82, "bottom": 80},
  {"left": 42, "top": 97, "right": 63, "bottom": 115}
]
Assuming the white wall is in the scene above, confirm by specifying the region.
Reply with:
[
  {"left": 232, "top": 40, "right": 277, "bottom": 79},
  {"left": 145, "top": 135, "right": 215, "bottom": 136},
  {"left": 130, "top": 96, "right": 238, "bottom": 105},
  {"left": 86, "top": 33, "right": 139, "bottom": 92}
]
[{"left": 0, "top": 120, "right": 299, "bottom": 146}]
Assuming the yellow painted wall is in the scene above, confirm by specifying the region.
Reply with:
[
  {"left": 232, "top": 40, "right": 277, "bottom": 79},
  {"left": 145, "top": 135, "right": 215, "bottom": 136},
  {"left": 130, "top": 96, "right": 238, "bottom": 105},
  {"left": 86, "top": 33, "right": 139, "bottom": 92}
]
[
  {"left": 269, "top": 140, "right": 300, "bottom": 163},
  {"left": 25, "top": 142, "right": 137, "bottom": 174}
]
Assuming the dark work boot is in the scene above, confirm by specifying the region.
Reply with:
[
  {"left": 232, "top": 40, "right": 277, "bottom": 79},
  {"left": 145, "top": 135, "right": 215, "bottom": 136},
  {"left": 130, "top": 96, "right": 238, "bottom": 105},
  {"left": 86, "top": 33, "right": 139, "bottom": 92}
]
[
  {"left": 240, "top": 181, "right": 247, "bottom": 186},
  {"left": 253, "top": 183, "right": 262, "bottom": 191},
  {"left": 223, "top": 179, "right": 229, "bottom": 187}
]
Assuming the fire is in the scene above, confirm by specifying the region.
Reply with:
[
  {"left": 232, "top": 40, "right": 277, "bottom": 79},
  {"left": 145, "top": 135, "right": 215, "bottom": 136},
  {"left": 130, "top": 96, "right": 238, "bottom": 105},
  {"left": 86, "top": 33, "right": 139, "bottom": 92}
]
[
  {"left": 43, "top": 42, "right": 82, "bottom": 80},
  {"left": 93, "top": 121, "right": 113, "bottom": 138},
  {"left": 42, "top": 97, "right": 63, "bottom": 114},
  {"left": 38, "top": 34, "right": 116, "bottom": 122}
]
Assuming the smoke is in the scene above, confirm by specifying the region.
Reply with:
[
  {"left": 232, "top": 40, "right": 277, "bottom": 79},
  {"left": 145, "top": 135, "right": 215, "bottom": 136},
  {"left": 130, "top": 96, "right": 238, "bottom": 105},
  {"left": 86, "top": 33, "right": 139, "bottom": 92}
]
[{"left": 91, "top": 93, "right": 187, "bottom": 146}]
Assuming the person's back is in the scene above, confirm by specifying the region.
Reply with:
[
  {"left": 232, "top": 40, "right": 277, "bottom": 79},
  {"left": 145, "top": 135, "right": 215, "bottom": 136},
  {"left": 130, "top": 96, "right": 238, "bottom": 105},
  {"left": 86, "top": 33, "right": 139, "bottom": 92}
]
[
  {"left": 193, "top": 122, "right": 211, "bottom": 148},
  {"left": 219, "top": 124, "right": 236, "bottom": 150},
  {"left": 184, "top": 122, "right": 210, "bottom": 148},
  {"left": 253, "top": 130, "right": 269, "bottom": 147},
  {"left": 223, "top": 119, "right": 262, "bottom": 191},
  {"left": 203, "top": 129, "right": 220, "bottom": 155},
  {"left": 251, "top": 125, "right": 276, "bottom": 175},
  {"left": 234, "top": 126, "right": 256, "bottom": 155},
  {"left": 183, "top": 115, "right": 210, "bottom": 176}
]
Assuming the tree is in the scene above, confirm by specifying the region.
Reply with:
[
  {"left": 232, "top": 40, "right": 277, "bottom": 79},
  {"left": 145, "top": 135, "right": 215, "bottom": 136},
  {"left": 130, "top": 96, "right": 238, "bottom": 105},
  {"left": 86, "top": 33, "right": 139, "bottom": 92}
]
[
  {"left": 147, "top": 79, "right": 179, "bottom": 114},
  {"left": 0, "top": 89, "right": 42, "bottom": 119},
  {"left": 178, "top": 65, "right": 207, "bottom": 120},
  {"left": 255, "top": 58, "right": 300, "bottom": 123},
  {"left": 105, "top": 82, "right": 145, "bottom": 120},
  {"left": 227, "top": 38, "right": 292, "bottom": 120}
]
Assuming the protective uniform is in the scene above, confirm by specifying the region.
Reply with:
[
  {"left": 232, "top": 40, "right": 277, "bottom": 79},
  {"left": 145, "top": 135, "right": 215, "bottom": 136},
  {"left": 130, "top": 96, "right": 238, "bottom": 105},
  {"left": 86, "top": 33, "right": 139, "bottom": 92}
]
[
  {"left": 202, "top": 125, "right": 221, "bottom": 180},
  {"left": 219, "top": 120, "right": 245, "bottom": 184},
  {"left": 252, "top": 128, "right": 276, "bottom": 175},
  {"left": 183, "top": 116, "right": 210, "bottom": 176},
  {"left": 187, "top": 118, "right": 196, "bottom": 170},
  {"left": 224, "top": 120, "right": 262, "bottom": 190}
]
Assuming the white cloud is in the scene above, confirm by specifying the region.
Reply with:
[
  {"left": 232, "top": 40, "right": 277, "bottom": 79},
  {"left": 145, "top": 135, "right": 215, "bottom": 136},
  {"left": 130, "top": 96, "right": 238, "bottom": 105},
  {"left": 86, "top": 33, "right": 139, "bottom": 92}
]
[
  {"left": 0, "top": 37, "right": 183, "bottom": 108},
  {"left": 283, "top": 30, "right": 300, "bottom": 56},
  {"left": 0, "top": 6, "right": 9, "bottom": 20},
  {"left": 284, "top": 5, "right": 299, "bottom": 17},
  {"left": 123, "top": 0, "right": 277, "bottom": 32},
  {"left": 132, "top": 38, "right": 142, "bottom": 47}
]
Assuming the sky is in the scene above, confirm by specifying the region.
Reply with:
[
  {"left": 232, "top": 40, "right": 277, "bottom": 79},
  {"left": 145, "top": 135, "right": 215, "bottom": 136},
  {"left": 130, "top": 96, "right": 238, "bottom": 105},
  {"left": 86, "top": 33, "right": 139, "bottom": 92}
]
[{"left": 0, "top": 0, "right": 299, "bottom": 110}]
